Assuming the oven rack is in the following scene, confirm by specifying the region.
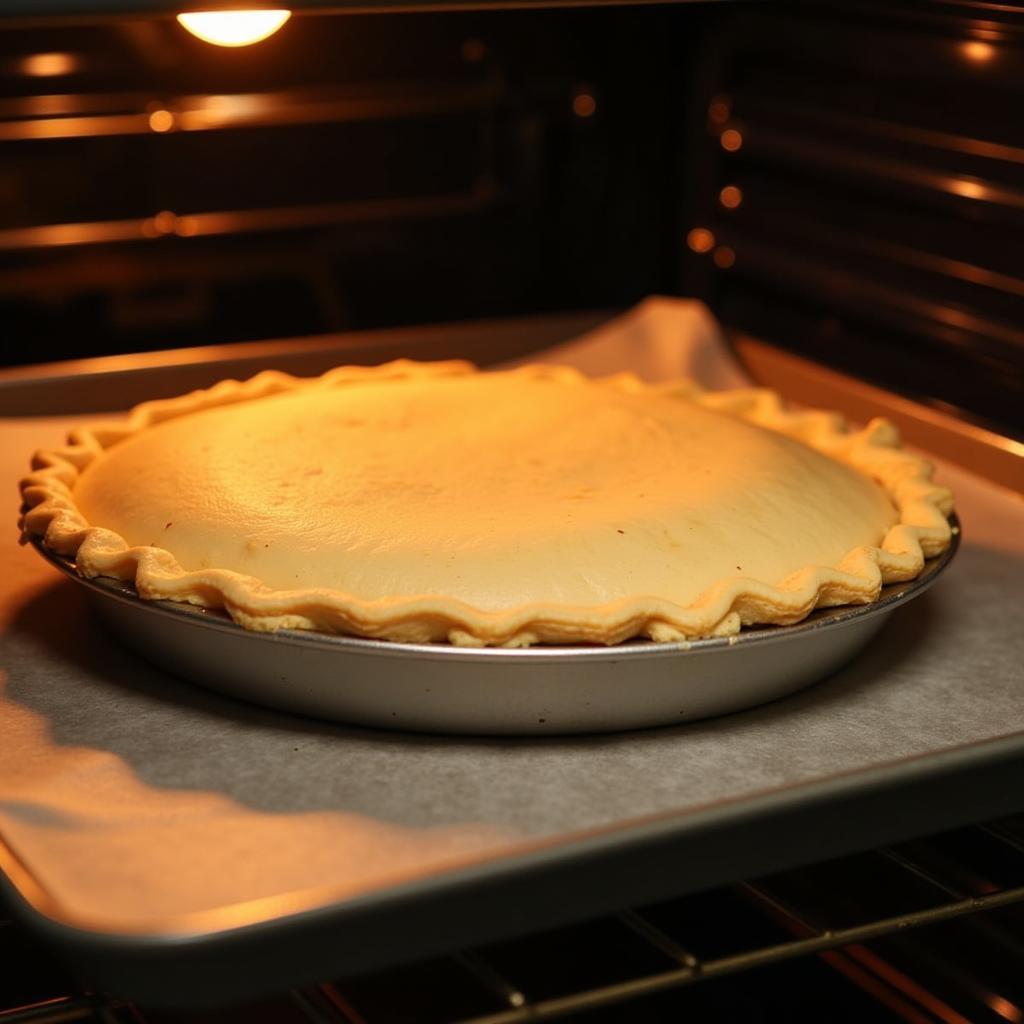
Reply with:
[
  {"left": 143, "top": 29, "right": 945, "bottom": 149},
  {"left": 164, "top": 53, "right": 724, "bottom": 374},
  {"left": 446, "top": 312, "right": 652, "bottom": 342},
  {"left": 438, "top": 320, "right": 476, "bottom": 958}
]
[{"left": 4, "top": 815, "right": 1023, "bottom": 1024}]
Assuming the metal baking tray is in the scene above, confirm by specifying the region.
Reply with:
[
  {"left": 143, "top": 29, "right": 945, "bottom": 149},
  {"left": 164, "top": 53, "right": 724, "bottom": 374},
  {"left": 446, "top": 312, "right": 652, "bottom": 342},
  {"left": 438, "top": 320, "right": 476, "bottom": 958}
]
[
  {"left": 2, "top": 314, "right": 1023, "bottom": 1009},
  {"left": 30, "top": 529, "right": 961, "bottom": 735}
]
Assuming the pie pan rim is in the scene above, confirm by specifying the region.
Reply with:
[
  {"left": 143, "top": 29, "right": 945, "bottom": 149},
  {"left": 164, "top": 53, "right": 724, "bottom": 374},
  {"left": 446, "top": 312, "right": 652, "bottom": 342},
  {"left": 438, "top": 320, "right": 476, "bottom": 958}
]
[{"left": 27, "top": 515, "right": 960, "bottom": 664}]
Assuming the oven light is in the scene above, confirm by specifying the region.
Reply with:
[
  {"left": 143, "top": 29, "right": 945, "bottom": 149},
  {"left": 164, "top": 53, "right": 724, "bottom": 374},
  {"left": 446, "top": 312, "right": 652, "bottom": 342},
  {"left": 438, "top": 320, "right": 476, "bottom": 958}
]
[{"left": 176, "top": 10, "right": 292, "bottom": 47}]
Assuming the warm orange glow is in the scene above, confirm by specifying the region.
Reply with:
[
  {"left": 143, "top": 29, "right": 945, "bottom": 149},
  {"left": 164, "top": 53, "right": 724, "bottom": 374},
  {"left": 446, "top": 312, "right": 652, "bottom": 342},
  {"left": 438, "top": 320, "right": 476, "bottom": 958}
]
[
  {"left": 461, "top": 38, "right": 486, "bottom": 63},
  {"left": 176, "top": 10, "right": 291, "bottom": 47},
  {"left": 148, "top": 109, "right": 175, "bottom": 133},
  {"left": 719, "top": 185, "right": 743, "bottom": 209},
  {"left": 950, "top": 177, "right": 987, "bottom": 200},
  {"left": 961, "top": 40, "right": 995, "bottom": 63},
  {"left": 986, "top": 994, "right": 1022, "bottom": 1023},
  {"left": 0, "top": 220, "right": 142, "bottom": 248},
  {"left": 708, "top": 96, "right": 731, "bottom": 125},
  {"left": 21, "top": 52, "right": 78, "bottom": 77},
  {"left": 572, "top": 93, "right": 597, "bottom": 118},
  {"left": 720, "top": 128, "right": 743, "bottom": 152},
  {"left": 140, "top": 210, "right": 198, "bottom": 238},
  {"left": 687, "top": 227, "right": 715, "bottom": 253},
  {"left": 713, "top": 246, "right": 736, "bottom": 268},
  {"left": 143, "top": 210, "right": 178, "bottom": 237}
]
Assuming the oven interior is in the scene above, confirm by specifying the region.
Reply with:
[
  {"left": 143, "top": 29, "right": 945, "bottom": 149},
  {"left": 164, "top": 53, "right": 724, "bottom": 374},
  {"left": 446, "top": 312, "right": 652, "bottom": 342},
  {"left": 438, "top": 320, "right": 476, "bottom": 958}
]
[
  {"left": 2, "top": 0, "right": 1023, "bottom": 1019},
  {"left": 2, "top": 1, "right": 1022, "bottom": 436}
]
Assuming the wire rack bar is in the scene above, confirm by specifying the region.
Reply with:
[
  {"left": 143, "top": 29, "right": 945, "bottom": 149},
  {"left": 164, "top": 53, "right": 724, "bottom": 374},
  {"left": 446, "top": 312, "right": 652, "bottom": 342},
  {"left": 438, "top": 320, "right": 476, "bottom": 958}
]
[
  {"left": 453, "top": 951, "right": 528, "bottom": 1010},
  {"left": 615, "top": 908, "right": 699, "bottom": 968},
  {"left": 4, "top": 819, "right": 1024, "bottom": 1024},
  {"left": 448, "top": 883, "right": 1024, "bottom": 1023},
  {"left": 876, "top": 847, "right": 966, "bottom": 899},
  {"left": 0, "top": 996, "right": 98, "bottom": 1024},
  {"left": 981, "top": 820, "right": 1024, "bottom": 855}
]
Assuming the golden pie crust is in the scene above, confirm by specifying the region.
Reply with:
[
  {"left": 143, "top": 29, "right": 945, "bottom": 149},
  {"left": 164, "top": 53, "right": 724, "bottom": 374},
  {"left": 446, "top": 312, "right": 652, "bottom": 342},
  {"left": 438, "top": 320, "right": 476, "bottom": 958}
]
[{"left": 20, "top": 361, "right": 954, "bottom": 647}]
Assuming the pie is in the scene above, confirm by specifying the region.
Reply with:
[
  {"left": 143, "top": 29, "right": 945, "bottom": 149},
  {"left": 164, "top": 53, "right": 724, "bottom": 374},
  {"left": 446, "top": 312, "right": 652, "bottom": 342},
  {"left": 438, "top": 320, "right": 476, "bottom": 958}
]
[{"left": 20, "top": 361, "right": 954, "bottom": 647}]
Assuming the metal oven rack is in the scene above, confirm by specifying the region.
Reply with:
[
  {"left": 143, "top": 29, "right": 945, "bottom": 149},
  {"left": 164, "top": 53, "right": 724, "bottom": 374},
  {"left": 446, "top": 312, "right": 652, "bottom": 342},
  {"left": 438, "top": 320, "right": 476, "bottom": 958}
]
[{"left": 5, "top": 814, "right": 1023, "bottom": 1024}]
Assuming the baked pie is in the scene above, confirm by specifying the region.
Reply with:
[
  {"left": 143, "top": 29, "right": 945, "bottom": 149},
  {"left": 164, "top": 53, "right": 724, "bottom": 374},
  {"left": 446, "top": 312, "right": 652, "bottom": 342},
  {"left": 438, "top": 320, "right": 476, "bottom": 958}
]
[{"left": 20, "top": 361, "right": 954, "bottom": 647}]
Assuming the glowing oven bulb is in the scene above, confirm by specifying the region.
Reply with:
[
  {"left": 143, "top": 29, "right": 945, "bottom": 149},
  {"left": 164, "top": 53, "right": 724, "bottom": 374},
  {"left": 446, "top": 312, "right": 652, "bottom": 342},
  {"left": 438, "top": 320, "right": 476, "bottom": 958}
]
[{"left": 176, "top": 10, "right": 292, "bottom": 47}]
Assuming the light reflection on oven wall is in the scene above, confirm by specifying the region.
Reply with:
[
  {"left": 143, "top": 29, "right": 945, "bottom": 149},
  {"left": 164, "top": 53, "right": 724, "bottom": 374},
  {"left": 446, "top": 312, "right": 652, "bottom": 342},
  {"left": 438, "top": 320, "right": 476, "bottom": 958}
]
[{"left": 681, "top": 9, "right": 1024, "bottom": 439}]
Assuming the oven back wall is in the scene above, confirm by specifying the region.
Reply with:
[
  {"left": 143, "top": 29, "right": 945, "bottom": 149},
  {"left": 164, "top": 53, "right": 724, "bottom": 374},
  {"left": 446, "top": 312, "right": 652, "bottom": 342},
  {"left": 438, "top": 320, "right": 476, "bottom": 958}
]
[
  {"left": 683, "top": 1, "right": 1024, "bottom": 438},
  {"left": 0, "top": 6, "right": 690, "bottom": 363},
  {"left": 2, "top": 1, "right": 1021, "bottom": 439}
]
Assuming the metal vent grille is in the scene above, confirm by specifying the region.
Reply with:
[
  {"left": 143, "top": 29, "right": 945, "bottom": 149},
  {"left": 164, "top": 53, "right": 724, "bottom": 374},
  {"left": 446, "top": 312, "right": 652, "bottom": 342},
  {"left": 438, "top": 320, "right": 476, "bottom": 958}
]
[
  {"left": 4, "top": 815, "right": 1023, "bottom": 1023},
  {"left": 682, "top": 5, "right": 1024, "bottom": 437}
]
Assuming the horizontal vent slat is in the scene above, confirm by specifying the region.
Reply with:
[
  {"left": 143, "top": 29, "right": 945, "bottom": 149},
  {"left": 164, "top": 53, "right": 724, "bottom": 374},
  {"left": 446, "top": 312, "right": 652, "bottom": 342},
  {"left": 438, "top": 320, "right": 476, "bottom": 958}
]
[
  {"left": 714, "top": 232, "right": 1024, "bottom": 368},
  {"left": 687, "top": 6, "right": 1024, "bottom": 435},
  {"left": 735, "top": 94, "right": 1024, "bottom": 170},
  {"left": 720, "top": 122, "right": 1024, "bottom": 218},
  {"left": 717, "top": 169, "right": 1024, "bottom": 283},
  {"left": 713, "top": 219, "right": 1024, "bottom": 333}
]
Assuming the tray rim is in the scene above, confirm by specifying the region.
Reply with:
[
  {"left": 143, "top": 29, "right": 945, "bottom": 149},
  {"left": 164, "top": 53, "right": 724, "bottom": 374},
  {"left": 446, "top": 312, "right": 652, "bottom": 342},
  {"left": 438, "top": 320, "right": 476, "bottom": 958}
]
[
  {"left": 2, "top": 724, "right": 1022, "bottom": 942},
  {"left": 27, "top": 514, "right": 961, "bottom": 662}
]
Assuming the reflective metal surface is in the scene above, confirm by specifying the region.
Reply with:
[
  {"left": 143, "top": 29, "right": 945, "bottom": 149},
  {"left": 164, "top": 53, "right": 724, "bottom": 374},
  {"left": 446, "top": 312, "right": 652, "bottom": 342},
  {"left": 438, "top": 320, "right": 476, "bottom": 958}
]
[{"left": 30, "top": 519, "right": 960, "bottom": 734}]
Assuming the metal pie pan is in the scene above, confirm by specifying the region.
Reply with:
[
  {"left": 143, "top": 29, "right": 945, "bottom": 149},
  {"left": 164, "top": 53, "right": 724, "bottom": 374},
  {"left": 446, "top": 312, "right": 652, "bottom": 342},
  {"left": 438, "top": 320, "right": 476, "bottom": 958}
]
[{"left": 31, "top": 520, "right": 959, "bottom": 735}]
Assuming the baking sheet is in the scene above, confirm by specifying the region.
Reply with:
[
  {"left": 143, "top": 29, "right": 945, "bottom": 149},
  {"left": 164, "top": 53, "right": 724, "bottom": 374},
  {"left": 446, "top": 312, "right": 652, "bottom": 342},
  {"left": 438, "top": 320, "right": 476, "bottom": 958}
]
[{"left": 2, "top": 299, "right": 1023, "bottom": 997}]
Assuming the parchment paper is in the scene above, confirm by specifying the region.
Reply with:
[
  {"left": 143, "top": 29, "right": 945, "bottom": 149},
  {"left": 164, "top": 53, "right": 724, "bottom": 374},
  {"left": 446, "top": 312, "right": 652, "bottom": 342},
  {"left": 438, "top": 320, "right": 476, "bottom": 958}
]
[{"left": 2, "top": 298, "right": 1022, "bottom": 932}]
